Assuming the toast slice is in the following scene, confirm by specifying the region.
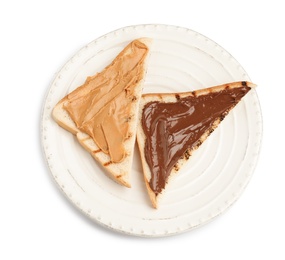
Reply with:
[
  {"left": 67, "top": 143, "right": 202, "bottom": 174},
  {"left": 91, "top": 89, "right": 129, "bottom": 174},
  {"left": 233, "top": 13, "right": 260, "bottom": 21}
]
[
  {"left": 137, "top": 81, "right": 255, "bottom": 208},
  {"left": 52, "top": 38, "right": 152, "bottom": 188}
]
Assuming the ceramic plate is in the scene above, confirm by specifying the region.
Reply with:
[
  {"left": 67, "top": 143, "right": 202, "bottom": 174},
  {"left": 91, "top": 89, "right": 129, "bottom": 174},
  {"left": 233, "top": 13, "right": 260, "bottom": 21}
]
[{"left": 41, "top": 24, "right": 262, "bottom": 237}]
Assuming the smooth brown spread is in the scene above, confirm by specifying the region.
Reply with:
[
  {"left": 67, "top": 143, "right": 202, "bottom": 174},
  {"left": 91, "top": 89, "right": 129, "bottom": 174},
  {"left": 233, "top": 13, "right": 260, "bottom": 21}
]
[
  {"left": 64, "top": 40, "right": 149, "bottom": 163},
  {"left": 141, "top": 84, "right": 251, "bottom": 195}
]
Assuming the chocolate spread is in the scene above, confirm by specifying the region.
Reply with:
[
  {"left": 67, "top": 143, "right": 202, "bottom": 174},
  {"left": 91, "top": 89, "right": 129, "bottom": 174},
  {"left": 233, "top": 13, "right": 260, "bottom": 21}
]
[
  {"left": 141, "top": 83, "right": 251, "bottom": 195},
  {"left": 64, "top": 40, "right": 149, "bottom": 163}
]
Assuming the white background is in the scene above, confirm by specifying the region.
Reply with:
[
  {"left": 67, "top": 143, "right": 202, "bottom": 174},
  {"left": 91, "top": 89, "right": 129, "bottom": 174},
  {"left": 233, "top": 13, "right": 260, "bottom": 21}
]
[{"left": 1, "top": 0, "right": 284, "bottom": 259}]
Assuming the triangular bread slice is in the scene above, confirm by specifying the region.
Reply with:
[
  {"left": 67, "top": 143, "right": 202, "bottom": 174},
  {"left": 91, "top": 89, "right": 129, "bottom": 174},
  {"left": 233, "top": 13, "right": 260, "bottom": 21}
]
[
  {"left": 52, "top": 38, "right": 152, "bottom": 188},
  {"left": 137, "top": 81, "right": 255, "bottom": 208}
]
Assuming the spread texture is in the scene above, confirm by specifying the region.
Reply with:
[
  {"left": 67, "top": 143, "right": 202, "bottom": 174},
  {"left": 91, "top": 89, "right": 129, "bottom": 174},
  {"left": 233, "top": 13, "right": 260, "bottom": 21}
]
[
  {"left": 141, "top": 84, "right": 251, "bottom": 195},
  {"left": 64, "top": 40, "right": 149, "bottom": 163}
]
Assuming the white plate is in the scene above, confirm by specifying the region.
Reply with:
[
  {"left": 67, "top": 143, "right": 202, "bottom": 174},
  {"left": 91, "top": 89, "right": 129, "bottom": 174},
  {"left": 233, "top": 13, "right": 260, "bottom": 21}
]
[{"left": 41, "top": 24, "right": 262, "bottom": 237}]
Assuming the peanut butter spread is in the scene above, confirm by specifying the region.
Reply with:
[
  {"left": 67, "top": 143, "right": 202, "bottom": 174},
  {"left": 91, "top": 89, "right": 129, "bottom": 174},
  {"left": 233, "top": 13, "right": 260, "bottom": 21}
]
[{"left": 64, "top": 40, "right": 149, "bottom": 163}]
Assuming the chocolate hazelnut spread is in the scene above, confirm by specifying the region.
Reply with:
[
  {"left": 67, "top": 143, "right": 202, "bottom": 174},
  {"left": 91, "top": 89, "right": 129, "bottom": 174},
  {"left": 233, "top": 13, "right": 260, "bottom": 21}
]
[
  {"left": 64, "top": 40, "right": 149, "bottom": 163},
  {"left": 141, "top": 83, "right": 251, "bottom": 195}
]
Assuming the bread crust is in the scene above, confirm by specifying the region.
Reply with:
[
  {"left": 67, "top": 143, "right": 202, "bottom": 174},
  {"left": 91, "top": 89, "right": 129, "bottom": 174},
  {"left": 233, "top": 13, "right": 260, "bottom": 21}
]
[
  {"left": 52, "top": 38, "right": 152, "bottom": 188},
  {"left": 137, "top": 81, "right": 255, "bottom": 208}
]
